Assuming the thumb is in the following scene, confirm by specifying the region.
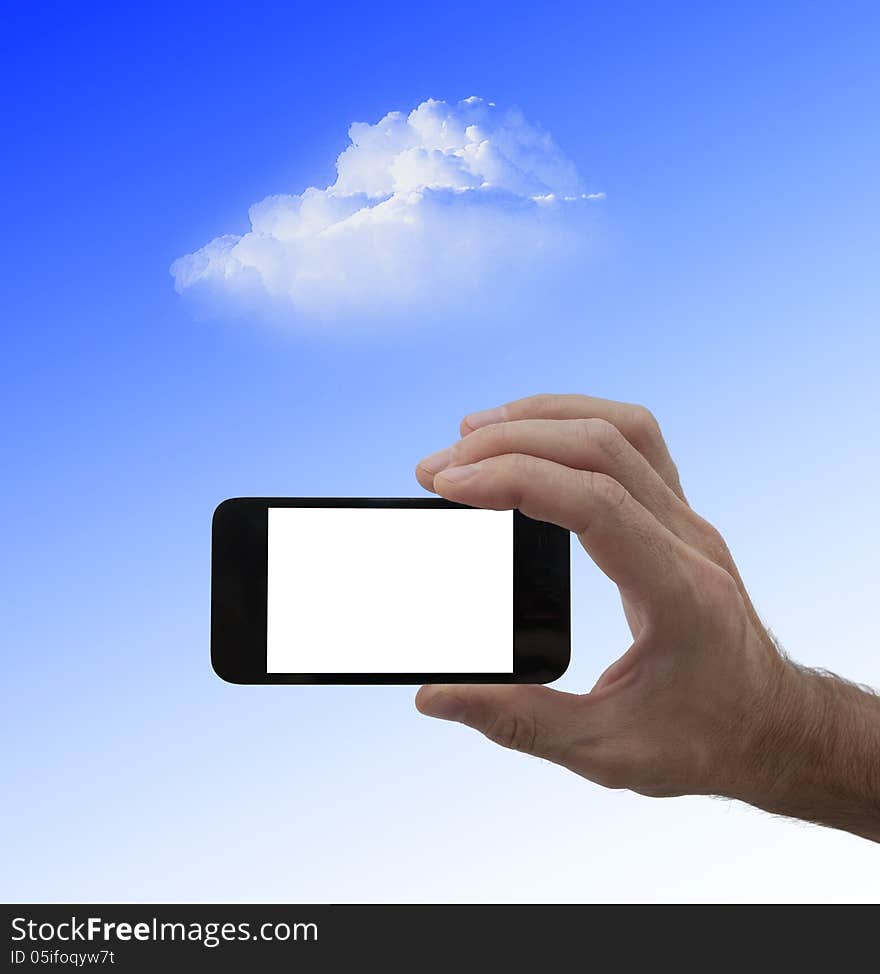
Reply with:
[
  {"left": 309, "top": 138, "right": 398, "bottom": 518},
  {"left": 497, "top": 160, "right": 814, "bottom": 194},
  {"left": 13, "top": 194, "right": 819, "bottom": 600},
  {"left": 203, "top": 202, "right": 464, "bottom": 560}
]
[{"left": 415, "top": 684, "right": 585, "bottom": 763}]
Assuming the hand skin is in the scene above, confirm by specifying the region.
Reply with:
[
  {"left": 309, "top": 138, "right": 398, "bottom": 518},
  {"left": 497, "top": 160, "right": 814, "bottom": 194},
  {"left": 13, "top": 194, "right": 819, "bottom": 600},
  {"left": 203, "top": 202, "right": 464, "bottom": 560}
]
[{"left": 414, "top": 394, "right": 880, "bottom": 843}]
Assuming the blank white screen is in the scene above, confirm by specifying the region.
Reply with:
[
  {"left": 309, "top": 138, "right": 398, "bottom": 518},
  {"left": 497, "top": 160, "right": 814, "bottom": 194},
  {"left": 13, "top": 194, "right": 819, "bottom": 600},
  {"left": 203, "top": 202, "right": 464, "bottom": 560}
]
[{"left": 266, "top": 507, "right": 513, "bottom": 673}]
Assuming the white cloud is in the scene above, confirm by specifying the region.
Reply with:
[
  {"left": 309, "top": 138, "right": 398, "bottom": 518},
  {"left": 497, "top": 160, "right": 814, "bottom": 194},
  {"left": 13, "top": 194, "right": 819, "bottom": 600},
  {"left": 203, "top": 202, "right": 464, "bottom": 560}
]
[{"left": 170, "top": 96, "right": 601, "bottom": 323}]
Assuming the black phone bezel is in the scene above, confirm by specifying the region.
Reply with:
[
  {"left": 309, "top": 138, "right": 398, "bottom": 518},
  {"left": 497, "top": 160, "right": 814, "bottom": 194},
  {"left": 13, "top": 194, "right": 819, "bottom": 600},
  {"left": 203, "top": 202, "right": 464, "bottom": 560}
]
[{"left": 211, "top": 497, "right": 570, "bottom": 685}]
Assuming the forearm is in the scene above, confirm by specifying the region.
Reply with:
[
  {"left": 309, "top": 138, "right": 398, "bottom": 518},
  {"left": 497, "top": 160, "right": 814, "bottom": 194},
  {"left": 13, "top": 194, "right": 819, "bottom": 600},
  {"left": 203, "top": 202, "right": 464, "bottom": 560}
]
[{"left": 731, "top": 661, "right": 880, "bottom": 842}]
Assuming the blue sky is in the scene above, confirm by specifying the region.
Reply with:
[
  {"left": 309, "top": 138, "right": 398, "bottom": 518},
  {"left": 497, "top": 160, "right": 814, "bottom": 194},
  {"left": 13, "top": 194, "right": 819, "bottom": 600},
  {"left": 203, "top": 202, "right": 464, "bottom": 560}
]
[{"left": 3, "top": 1, "right": 879, "bottom": 901}]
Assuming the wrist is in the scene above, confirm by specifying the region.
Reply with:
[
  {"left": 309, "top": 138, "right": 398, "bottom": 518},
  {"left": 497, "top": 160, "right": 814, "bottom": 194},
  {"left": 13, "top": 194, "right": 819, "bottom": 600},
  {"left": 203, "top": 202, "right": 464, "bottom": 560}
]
[
  {"left": 727, "top": 654, "right": 815, "bottom": 806},
  {"left": 720, "top": 651, "right": 880, "bottom": 841},
  {"left": 701, "top": 635, "right": 796, "bottom": 803}
]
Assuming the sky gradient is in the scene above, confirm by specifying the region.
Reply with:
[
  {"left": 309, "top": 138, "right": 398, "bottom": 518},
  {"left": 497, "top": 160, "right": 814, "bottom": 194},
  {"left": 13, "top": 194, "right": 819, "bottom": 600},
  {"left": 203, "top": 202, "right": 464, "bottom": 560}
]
[{"left": 3, "top": 0, "right": 879, "bottom": 901}]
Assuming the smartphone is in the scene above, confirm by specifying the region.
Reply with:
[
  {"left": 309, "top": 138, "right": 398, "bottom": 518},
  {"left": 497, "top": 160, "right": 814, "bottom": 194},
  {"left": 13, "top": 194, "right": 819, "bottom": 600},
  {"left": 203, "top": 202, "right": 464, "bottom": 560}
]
[{"left": 211, "top": 497, "right": 570, "bottom": 685}]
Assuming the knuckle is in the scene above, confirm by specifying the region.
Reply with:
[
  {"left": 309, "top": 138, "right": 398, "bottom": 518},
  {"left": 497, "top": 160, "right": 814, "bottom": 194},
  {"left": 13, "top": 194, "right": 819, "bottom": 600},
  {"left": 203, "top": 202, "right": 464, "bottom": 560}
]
[
  {"left": 575, "top": 417, "right": 626, "bottom": 463},
  {"left": 575, "top": 470, "right": 629, "bottom": 535},
  {"left": 628, "top": 404, "right": 663, "bottom": 446},
  {"left": 484, "top": 710, "right": 538, "bottom": 754},
  {"left": 509, "top": 452, "right": 535, "bottom": 479},
  {"left": 584, "top": 470, "right": 629, "bottom": 511},
  {"left": 695, "top": 517, "right": 733, "bottom": 567},
  {"left": 522, "top": 393, "right": 555, "bottom": 414},
  {"left": 694, "top": 560, "right": 743, "bottom": 623},
  {"left": 467, "top": 422, "right": 508, "bottom": 458},
  {"left": 479, "top": 453, "right": 532, "bottom": 511}
]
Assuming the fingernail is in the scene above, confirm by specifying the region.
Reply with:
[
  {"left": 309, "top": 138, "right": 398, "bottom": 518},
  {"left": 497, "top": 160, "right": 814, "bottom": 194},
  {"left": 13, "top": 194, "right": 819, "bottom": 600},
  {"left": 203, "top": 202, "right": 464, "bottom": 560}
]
[
  {"left": 417, "top": 447, "right": 453, "bottom": 474},
  {"left": 464, "top": 405, "right": 506, "bottom": 431},
  {"left": 437, "top": 463, "right": 480, "bottom": 483},
  {"left": 421, "top": 692, "right": 466, "bottom": 721}
]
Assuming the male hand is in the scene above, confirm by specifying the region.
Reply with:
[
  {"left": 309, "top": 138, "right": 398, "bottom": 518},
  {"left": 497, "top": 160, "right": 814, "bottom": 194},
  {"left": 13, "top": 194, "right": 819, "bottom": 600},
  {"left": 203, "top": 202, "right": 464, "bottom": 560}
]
[{"left": 414, "top": 394, "right": 880, "bottom": 841}]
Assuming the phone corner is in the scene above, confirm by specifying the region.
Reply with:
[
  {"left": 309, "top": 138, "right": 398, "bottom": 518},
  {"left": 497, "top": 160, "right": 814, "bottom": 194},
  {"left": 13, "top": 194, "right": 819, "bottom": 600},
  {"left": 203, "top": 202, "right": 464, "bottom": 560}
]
[
  {"left": 210, "top": 650, "right": 245, "bottom": 686},
  {"left": 211, "top": 496, "right": 241, "bottom": 529},
  {"left": 541, "top": 647, "right": 571, "bottom": 685}
]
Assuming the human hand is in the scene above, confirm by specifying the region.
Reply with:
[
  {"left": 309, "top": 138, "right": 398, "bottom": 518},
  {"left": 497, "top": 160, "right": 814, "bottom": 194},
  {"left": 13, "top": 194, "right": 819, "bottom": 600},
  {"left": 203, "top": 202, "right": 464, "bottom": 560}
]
[{"left": 414, "top": 394, "right": 880, "bottom": 840}]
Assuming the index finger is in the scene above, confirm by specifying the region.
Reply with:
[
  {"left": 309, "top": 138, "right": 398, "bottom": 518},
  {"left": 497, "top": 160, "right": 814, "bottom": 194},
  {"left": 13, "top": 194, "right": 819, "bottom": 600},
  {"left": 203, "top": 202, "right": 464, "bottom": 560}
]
[{"left": 460, "top": 394, "right": 686, "bottom": 502}]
